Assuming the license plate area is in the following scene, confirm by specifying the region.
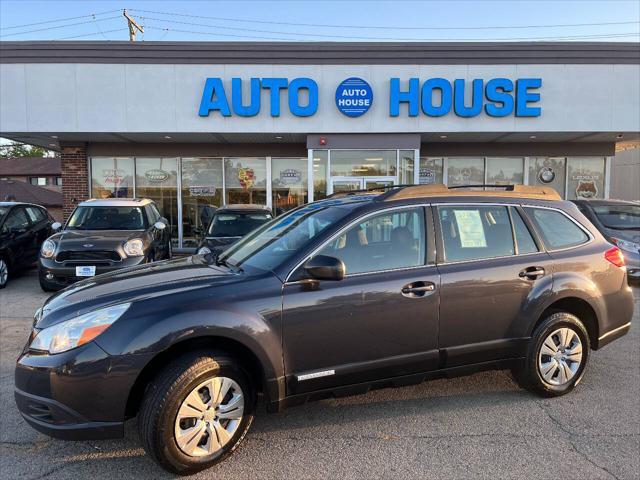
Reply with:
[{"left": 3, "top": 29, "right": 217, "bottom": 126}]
[{"left": 75, "top": 266, "right": 96, "bottom": 277}]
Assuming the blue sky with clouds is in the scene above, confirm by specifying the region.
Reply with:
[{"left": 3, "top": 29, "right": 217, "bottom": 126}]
[{"left": 0, "top": 0, "right": 639, "bottom": 42}]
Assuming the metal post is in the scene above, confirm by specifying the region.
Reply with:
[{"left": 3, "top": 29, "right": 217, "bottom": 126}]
[{"left": 307, "top": 149, "right": 314, "bottom": 203}]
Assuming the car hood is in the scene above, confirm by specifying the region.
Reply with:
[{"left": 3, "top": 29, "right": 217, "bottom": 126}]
[
  {"left": 601, "top": 227, "right": 640, "bottom": 244},
  {"left": 36, "top": 255, "right": 253, "bottom": 329},
  {"left": 51, "top": 229, "right": 146, "bottom": 249}
]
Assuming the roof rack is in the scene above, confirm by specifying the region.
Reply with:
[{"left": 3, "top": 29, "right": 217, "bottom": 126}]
[
  {"left": 378, "top": 183, "right": 562, "bottom": 201},
  {"left": 327, "top": 184, "right": 415, "bottom": 199}
]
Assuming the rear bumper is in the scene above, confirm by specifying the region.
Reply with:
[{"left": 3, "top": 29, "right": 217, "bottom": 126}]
[
  {"left": 38, "top": 256, "right": 146, "bottom": 289},
  {"left": 597, "top": 322, "right": 632, "bottom": 349}
]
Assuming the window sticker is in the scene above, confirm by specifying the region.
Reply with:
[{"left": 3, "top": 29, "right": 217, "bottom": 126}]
[{"left": 454, "top": 210, "right": 487, "bottom": 248}]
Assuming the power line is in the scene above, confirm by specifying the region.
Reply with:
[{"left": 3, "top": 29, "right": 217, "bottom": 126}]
[
  {"left": 142, "top": 17, "right": 639, "bottom": 42},
  {"left": 144, "top": 25, "right": 638, "bottom": 42},
  {"left": 131, "top": 8, "right": 640, "bottom": 31},
  {"left": 0, "top": 15, "right": 121, "bottom": 38},
  {"left": 56, "top": 28, "right": 129, "bottom": 41},
  {"left": 1, "top": 9, "right": 120, "bottom": 30}
]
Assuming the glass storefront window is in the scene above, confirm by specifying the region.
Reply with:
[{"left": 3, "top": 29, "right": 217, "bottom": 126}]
[
  {"left": 90, "top": 157, "right": 134, "bottom": 199},
  {"left": 399, "top": 150, "right": 415, "bottom": 184},
  {"left": 330, "top": 150, "right": 397, "bottom": 177},
  {"left": 567, "top": 157, "right": 605, "bottom": 200},
  {"left": 447, "top": 158, "right": 484, "bottom": 187},
  {"left": 419, "top": 157, "right": 444, "bottom": 184},
  {"left": 486, "top": 157, "right": 524, "bottom": 186},
  {"left": 313, "top": 150, "right": 328, "bottom": 200},
  {"left": 528, "top": 157, "right": 567, "bottom": 197},
  {"left": 224, "top": 158, "right": 267, "bottom": 206},
  {"left": 181, "top": 157, "right": 224, "bottom": 247},
  {"left": 271, "top": 157, "right": 308, "bottom": 216},
  {"left": 135, "top": 157, "right": 179, "bottom": 245}
]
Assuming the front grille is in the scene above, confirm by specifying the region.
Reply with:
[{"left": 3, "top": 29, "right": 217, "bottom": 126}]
[{"left": 56, "top": 250, "right": 121, "bottom": 262}]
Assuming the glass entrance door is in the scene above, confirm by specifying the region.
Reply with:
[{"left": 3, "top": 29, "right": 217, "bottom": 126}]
[{"left": 330, "top": 177, "right": 395, "bottom": 194}]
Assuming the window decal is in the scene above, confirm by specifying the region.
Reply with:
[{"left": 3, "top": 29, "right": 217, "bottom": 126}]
[{"left": 454, "top": 210, "right": 487, "bottom": 248}]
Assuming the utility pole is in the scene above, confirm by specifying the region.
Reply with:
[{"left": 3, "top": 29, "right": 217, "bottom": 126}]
[{"left": 123, "top": 9, "right": 144, "bottom": 41}]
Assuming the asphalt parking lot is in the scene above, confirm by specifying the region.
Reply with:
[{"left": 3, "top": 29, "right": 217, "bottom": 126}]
[{"left": 1, "top": 268, "right": 638, "bottom": 480}]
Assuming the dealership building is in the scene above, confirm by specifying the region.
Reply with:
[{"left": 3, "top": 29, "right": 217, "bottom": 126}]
[{"left": 1, "top": 41, "right": 639, "bottom": 250}]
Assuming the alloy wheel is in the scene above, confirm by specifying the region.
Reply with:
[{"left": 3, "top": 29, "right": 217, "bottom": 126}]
[
  {"left": 0, "top": 259, "right": 7, "bottom": 286},
  {"left": 174, "top": 376, "right": 244, "bottom": 457},
  {"left": 537, "top": 327, "right": 583, "bottom": 386}
]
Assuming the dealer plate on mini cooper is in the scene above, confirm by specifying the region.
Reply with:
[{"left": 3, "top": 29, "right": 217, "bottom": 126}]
[{"left": 76, "top": 266, "right": 96, "bottom": 277}]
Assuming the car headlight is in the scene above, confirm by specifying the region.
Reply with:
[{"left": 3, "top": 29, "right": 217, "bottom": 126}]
[
  {"left": 197, "top": 246, "right": 212, "bottom": 255},
  {"left": 123, "top": 239, "right": 144, "bottom": 257},
  {"left": 30, "top": 303, "right": 130, "bottom": 354},
  {"left": 41, "top": 239, "right": 56, "bottom": 258},
  {"left": 612, "top": 238, "right": 640, "bottom": 254}
]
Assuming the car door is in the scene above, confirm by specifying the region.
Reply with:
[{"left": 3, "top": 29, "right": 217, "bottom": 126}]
[
  {"left": 24, "top": 206, "right": 51, "bottom": 262},
  {"left": 435, "top": 203, "right": 554, "bottom": 367},
  {"left": 2, "top": 207, "right": 34, "bottom": 267},
  {"left": 282, "top": 205, "right": 440, "bottom": 395}
]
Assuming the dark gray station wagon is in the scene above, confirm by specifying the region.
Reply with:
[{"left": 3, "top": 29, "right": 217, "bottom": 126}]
[{"left": 15, "top": 184, "right": 634, "bottom": 474}]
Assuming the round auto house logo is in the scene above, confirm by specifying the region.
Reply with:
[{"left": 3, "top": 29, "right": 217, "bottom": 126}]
[{"left": 335, "top": 77, "right": 373, "bottom": 117}]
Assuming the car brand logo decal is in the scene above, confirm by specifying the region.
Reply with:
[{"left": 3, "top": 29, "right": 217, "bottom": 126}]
[
  {"left": 296, "top": 369, "right": 336, "bottom": 381},
  {"left": 82, "top": 244, "right": 94, "bottom": 248}
]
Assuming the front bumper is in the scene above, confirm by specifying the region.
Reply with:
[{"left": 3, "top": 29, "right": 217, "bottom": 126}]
[
  {"left": 39, "top": 256, "right": 146, "bottom": 289},
  {"left": 14, "top": 341, "right": 150, "bottom": 440}
]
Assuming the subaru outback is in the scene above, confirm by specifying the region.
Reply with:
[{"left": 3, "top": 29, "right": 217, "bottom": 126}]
[{"left": 15, "top": 184, "right": 634, "bottom": 474}]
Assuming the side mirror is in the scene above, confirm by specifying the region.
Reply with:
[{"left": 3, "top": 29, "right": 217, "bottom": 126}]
[
  {"left": 192, "top": 227, "right": 202, "bottom": 236},
  {"left": 153, "top": 221, "right": 166, "bottom": 231},
  {"left": 51, "top": 222, "right": 62, "bottom": 232},
  {"left": 303, "top": 255, "right": 345, "bottom": 281}
]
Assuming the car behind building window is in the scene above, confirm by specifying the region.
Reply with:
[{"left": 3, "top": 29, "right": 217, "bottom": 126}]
[
  {"left": 438, "top": 205, "right": 514, "bottom": 262},
  {"left": 317, "top": 207, "right": 425, "bottom": 275},
  {"left": 524, "top": 207, "right": 589, "bottom": 250}
]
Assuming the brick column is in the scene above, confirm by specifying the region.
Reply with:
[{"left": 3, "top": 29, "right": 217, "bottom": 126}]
[{"left": 60, "top": 144, "right": 89, "bottom": 220}]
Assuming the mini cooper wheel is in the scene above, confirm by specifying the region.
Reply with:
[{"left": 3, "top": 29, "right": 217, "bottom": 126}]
[
  {"left": 0, "top": 258, "right": 8, "bottom": 289},
  {"left": 515, "top": 312, "right": 590, "bottom": 397},
  {"left": 138, "top": 351, "right": 255, "bottom": 475}
]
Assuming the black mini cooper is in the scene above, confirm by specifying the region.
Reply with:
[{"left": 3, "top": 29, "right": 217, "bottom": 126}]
[
  {"left": 38, "top": 198, "right": 171, "bottom": 291},
  {"left": 16, "top": 184, "right": 634, "bottom": 475}
]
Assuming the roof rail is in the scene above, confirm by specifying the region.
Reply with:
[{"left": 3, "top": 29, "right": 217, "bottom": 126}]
[{"left": 379, "top": 183, "right": 562, "bottom": 201}]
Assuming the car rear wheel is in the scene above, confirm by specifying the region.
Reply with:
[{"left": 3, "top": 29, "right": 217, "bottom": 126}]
[
  {"left": 0, "top": 258, "right": 8, "bottom": 289},
  {"left": 514, "top": 312, "right": 590, "bottom": 397},
  {"left": 138, "top": 351, "right": 255, "bottom": 475}
]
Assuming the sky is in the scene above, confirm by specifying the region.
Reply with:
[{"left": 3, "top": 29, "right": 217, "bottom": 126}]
[{"left": 0, "top": 0, "right": 639, "bottom": 43}]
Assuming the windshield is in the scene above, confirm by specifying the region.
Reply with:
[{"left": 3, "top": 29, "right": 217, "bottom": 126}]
[
  {"left": 0, "top": 207, "right": 7, "bottom": 218},
  {"left": 207, "top": 211, "right": 272, "bottom": 238},
  {"left": 67, "top": 206, "right": 147, "bottom": 230},
  {"left": 219, "top": 202, "right": 355, "bottom": 272},
  {"left": 592, "top": 204, "right": 640, "bottom": 230}
]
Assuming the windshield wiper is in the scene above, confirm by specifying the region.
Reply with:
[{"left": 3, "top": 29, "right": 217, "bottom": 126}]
[{"left": 216, "top": 256, "right": 243, "bottom": 272}]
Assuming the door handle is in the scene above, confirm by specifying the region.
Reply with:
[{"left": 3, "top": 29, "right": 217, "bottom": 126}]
[
  {"left": 402, "top": 281, "right": 436, "bottom": 298},
  {"left": 519, "top": 266, "right": 545, "bottom": 280}
]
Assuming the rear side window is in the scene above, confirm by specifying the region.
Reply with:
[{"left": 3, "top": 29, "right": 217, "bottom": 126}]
[
  {"left": 438, "top": 205, "right": 514, "bottom": 262},
  {"left": 524, "top": 208, "right": 589, "bottom": 250}
]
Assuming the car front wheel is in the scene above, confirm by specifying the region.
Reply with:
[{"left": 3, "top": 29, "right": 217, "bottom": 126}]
[
  {"left": 0, "top": 258, "right": 8, "bottom": 288},
  {"left": 515, "top": 312, "right": 590, "bottom": 397},
  {"left": 138, "top": 351, "right": 255, "bottom": 475}
]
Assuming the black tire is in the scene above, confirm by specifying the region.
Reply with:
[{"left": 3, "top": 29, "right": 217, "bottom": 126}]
[
  {"left": 514, "top": 312, "right": 590, "bottom": 397},
  {"left": 0, "top": 258, "right": 8, "bottom": 289},
  {"left": 138, "top": 351, "right": 256, "bottom": 475}
]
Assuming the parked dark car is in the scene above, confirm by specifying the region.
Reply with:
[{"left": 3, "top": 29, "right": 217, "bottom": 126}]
[
  {"left": 16, "top": 184, "right": 634, "bottom": 474},
  {"left": 0, "top": 202, "right": 55, "bottom": 288},
  {"left": 38, "top": 198, "right": 171, "bottom": 291},
  {"left": 196, "top": 204, "right": 272, "bottom": 257},
  {"left": 572, "top": 199, "right": 640, "bottom": 281}
]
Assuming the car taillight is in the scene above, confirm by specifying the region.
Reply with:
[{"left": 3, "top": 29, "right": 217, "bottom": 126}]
[{"left": 604, "top": 246, "right": 625, "bottom": 267}]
